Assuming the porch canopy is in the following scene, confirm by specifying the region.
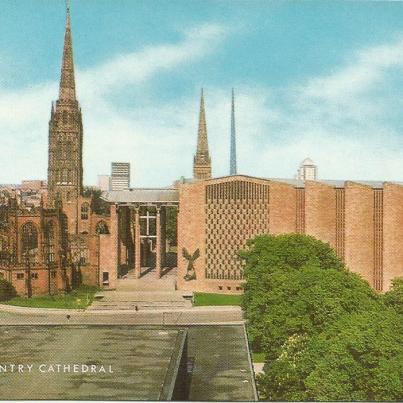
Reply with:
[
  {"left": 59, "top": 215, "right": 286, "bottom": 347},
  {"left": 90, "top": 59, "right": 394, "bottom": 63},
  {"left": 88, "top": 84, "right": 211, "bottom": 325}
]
[
  {"left": 102, "top": 188, "right": 179, "bottom": 206},
  {"left": 102, "top": 188, "right": 179, "bottom": 279}
]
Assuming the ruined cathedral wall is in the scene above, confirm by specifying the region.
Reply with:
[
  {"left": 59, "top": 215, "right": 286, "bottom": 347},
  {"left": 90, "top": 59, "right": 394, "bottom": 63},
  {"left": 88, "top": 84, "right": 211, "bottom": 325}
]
[
  {"left": 97, "top": 204, "right": 118, "bottom": 289},
  {"left": 78, "top": 205, "right": 118, "bottom": 290}
]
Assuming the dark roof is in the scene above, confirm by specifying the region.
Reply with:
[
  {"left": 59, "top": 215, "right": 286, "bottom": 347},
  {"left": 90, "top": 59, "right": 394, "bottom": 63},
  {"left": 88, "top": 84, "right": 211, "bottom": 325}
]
[
  {"left": 103, "top": 188, "right": 179, "bottom": 204},
  {"left": 0, "top": 326, "right": 184, "bottom": 400},
  {"left": 0, "top": 324, "right": 257, "bottom": 401}
]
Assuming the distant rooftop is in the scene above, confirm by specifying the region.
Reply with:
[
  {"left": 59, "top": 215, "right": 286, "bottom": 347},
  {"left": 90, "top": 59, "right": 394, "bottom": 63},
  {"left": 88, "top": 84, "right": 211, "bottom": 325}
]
[
  {"left": 101, "top": 176, "right": 403, "bottom": 202},
  {"left": 271, "top": 178, "right": 402, "bottom": 189},
  {"left": 301, "top": 157, "right": 315, "bottom": 166},
  {"left": 203, "top": 174, "right": 402, "bottom": 189}
]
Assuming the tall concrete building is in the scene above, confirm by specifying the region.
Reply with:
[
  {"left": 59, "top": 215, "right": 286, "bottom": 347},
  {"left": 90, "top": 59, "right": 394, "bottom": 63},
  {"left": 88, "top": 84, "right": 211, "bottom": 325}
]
[
  {"left": 111, "top": 162, "right": 130, "bottom": 191},
  {"left": 297, "top": 158, "right": 318, "bottom": 181}
]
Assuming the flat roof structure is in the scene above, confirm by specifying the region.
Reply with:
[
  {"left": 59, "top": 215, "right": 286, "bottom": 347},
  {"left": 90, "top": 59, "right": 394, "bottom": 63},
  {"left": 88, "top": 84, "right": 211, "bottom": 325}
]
[
  {"left": 0, "top": 326, "right": 187, "bottom": 401},
  {"left": 0, "top": 324, "right": 257, "bottom": 401},
  {"left": 103, "top": 188, "right": 179, "bottom": 205},
  {"left": 187, "top": 325, "right": 257, "bottom": 401}
]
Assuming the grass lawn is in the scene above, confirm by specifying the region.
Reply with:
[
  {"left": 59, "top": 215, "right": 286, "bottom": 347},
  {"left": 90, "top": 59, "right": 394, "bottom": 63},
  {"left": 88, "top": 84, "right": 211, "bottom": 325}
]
[
  {"left": 252, "top": 352, "right": 266, "bottom": 363},
  {"left": 193, "top": 292, "right": 243, "bottom": 306},
  {"left": 3, "top": 285, "right": 99, "bottom": 309}
]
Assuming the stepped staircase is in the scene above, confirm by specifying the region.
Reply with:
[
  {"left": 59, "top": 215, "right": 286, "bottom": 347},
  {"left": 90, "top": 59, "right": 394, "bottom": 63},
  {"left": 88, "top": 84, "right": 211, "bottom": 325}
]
[{"left": 87, "top": 267, "right": 193, "bottom": 311}]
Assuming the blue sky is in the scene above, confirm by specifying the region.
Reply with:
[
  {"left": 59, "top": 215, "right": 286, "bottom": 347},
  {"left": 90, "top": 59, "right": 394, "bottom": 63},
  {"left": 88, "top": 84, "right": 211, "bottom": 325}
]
[{"left": 2, "top": 0, "right": 403, "bottom": 186}]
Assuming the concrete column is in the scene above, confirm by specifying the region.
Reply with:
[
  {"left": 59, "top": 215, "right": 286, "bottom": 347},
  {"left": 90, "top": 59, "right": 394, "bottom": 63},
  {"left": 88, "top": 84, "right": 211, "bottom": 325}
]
[
  {"left": 134, "top": 207, "right": 141, "bottom": 279},
  {"left": 155, "top": 206, "right": 161, "bottom": 278}
]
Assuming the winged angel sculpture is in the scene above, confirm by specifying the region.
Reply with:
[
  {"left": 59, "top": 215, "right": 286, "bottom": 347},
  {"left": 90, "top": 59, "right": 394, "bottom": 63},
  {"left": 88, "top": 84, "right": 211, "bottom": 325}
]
[{"left": 182, "top": 248, "right": 200, "bottom": 281}]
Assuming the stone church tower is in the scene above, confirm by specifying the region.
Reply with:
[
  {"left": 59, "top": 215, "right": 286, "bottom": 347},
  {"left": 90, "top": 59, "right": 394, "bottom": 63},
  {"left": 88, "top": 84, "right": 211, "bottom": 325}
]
[
  {"left": 48, "top": 4, "right": 83, "bottom": 209},
  {"left": 193, "top": 89, "right": 212, "bottom": 180}
]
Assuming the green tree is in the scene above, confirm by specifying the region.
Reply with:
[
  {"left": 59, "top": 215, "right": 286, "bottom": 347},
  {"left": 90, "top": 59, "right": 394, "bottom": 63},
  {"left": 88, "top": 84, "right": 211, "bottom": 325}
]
[
  {"left": 383, "top": 277, "right": 403, "bottom": 314},
  {"left": 82, "top": 187, "right": 110, "bottom": 216},
  {"left": 244, "top": 263, "right": 380, "bottom": 362},
  {"left": 241, "top": 233, "right": 344, "bottom": 275},
  {"left": 165, "top": 207, "right": 177, "bottom": 246},
  {"left": 260, "top": 309, "right": 403, "bottom": 401},
  {"left": 0, "top": 278, "right": 17, "bottom": 301},
  {"left": 241, "top": 234, "right": 402, "bottom": 401},
  {"left": 241, "top": 234, "right": 355, "bottom": 353}
]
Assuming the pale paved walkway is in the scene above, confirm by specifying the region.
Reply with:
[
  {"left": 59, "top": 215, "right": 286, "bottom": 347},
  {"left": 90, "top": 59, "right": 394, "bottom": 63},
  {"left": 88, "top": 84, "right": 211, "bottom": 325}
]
[
  {"left": 0, "top": 305, "right": 243, "bottom": 325},
  {"left": 0, "top": 269, "right": 244, "bottom": 324}
]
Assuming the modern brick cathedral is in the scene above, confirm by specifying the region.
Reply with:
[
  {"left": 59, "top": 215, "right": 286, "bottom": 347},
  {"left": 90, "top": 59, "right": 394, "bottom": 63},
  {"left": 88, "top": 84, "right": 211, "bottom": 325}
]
[{"left": 0, "top": 6, "right": 402, "bottom": 296}]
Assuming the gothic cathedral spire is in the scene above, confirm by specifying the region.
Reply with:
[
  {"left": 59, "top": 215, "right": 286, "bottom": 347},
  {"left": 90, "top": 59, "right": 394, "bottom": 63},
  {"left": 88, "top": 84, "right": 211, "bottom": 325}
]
[
  {"left": 47, "top": 2, "right": 83, "bottom": 209},
  {"left": 59, "top": 1, "right": 76, "bottom": 101},
  {"left": 229, "top": 88, "right": 237, "bottom": 175},
  {"left": 193, "top": 89, "right": 212, "bottom": 180}
]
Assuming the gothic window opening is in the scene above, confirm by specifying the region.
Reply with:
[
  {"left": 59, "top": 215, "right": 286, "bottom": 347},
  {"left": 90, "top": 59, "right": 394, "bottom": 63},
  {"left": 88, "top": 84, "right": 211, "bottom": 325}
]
[
  {"left": 95, "top": 221, "right": 109, "bottom": 235},
  {"left": 44, "top": 221, "right": 55, "bottom": 264},
  {"left": 0, "top": 239, "right": 8, "bottom": 265},
  {"left": 62, "top": 169, "right": 68, "bottom": 183},
  {"left": 80, "top": 248, "right": 88, "bottom": 265},
  {"left": 21, "top": 222, "right": 38, "bottom": 263},
  {"left": 81, "top": 203, "right": 89, "bottom": 220}
]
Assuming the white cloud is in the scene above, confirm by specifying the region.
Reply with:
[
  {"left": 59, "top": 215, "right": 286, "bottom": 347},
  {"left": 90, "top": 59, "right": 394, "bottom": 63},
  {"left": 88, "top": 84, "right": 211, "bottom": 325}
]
[
  {"left": 302, "top": 37, "right": 403, "bottom": 101},
  {"left": 78, "top": 23, "right": 228, "bottom": 101},
  {"left": 2, "top": 31, "right": 403, "bottom": 187},
  {"left": 0, "top": 23, "right": 228, "bottom": 185}
]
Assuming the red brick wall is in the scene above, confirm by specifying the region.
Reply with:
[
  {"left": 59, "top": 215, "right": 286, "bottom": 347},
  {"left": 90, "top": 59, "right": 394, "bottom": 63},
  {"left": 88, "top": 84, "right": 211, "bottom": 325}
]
[
  {"left": 305, "top": 181, "right": 336, "bottom": 249},
  {"left": 344, "top": 182, "right": 374, "bottom": 286},
  {"left": 383, "top": 183, "right": 403, "bottom": 291},
  {"left": 268, "top": 181, "right": 296, "bottom": 234},
  {"left": 178, "top": 175, "right": 275, "bottom": 293},
  {"left": 177, "top": 181, "right": 206, "bottom": 291}
]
